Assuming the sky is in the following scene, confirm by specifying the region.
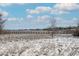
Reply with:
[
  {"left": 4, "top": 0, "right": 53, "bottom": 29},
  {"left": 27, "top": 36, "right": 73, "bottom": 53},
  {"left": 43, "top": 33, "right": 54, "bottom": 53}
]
[{"left": 0, "top": 3, "right": 79, "bottom": 30}]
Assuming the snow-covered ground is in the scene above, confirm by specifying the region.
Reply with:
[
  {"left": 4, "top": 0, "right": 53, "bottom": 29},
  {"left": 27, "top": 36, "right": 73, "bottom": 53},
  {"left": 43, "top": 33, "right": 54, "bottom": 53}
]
[{"left": 0, "top": 34, "right": 79, "bottom": 56}]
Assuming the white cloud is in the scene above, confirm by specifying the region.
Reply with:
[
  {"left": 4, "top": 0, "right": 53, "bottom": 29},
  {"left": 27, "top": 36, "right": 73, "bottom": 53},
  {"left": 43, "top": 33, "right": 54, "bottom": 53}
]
[
  {"left": 0, "top": 9, "right": 8, "bottom": 17},
  {"left": 7, "top": 17, "right": 24, "bottom": 21},
  {"left": 26, "top": 15, "right": 51, "bottom": 24},
  {"left": 54, "top": 3, "right": 79, "bottom": 11},
  {"left": 26, "top": 15, "right": 33, "bottom": 18},
  {"left": 0, "top": 3, "right": 25, "bottom": 7},
  {"left": 26, "top": 15, "right": 78, "bottom": 27},
  {"left": 7, "top": 18, "right": 17, "bottom": 21},
  {"left": 25, "top": 15, "right": 51, "bottom": 29},
  {"left": 51, "top": 3, "right": 79, "bottom": 15},
  {"left": 26, "top": 9, "right": 39, "bottom": 14},
  {"left": 51, "top": 9, "right": 69, "bottom": 15},
  {"left": 1, "top": 11, "right": 8, "bottom": 17},
  {"left": 16, "top": 3, "right": 25, "bottom": 5},
  {"left": 26, "top": 4, "right": 79, "bottom": 15},
  {"left": 36, "top": 15, "right": 50, "bottom": 23},
  {"left": 36, "top": 6, "right": 52, "bottom": 12},
  {"left": 0, "top": 3, "right": 12, "bottom": 7},
  {"left": 72, "top": 17, "right": 79, "bottom": 26},
  {"left": 26, "top": 6, "right": 52, "bottom": 14},
  {"left": 55, "top": 17, "right": 78, "bottom": 27}
]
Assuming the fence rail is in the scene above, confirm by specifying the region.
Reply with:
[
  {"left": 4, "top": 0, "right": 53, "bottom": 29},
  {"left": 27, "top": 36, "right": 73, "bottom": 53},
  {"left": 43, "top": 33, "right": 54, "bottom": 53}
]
[
  {"left": 0, "top": 29, "right": 77, "bottom": 39},
  {"left": 2, "top": 29, "right": 76, "bottom": 34}
]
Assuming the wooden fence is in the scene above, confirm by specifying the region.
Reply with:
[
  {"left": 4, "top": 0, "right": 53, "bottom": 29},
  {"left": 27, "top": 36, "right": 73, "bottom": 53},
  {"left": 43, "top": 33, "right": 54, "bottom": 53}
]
[{"left": 2, "top": 29, "right": 77, "bottom": 34}]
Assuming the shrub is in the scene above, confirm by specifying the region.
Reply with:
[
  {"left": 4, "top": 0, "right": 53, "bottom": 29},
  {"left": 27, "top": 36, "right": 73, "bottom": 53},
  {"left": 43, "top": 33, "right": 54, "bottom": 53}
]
[{"left": 73, "top": 29, "right": 79, "bottom": 36}]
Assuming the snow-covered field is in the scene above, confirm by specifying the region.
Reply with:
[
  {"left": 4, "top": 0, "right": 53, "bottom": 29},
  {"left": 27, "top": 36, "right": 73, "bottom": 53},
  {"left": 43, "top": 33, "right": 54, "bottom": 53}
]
[{"left": 0, "top": 34, "right": 79, "bottom": 56}]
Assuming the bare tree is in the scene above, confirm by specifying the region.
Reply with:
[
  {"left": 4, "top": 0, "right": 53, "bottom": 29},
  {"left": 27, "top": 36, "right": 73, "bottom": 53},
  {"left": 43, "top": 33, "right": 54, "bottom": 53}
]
[
  {"left": 73, "top": 19, "right": 79, "bottom": 36},
  {"left": 77, "top": 19, "right": 79, "bottom": 28},
  {"left": 50, "top": 17, "right": 56, "bottom": 29},
  {"left": 0, "top": 13, "right": 6, "bottom": 34},
  {"left": 49, "top": 17, "right": 56, "bottom": 37}
]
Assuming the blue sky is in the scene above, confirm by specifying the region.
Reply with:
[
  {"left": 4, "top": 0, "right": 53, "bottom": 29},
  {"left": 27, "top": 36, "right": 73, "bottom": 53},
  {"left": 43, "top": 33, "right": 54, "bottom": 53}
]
[{"left": 0, "top": 3, "right": 79, "bottom": 30}]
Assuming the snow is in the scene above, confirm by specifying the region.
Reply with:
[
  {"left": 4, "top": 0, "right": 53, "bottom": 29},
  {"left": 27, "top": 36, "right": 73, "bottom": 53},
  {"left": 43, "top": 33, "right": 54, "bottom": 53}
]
[{"left": 0, "top": 34, "right": 79, "bottom": 56}]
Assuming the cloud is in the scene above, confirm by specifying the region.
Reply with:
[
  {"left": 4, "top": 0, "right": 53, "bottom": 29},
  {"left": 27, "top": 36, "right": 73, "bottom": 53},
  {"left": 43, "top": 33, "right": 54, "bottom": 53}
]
[
  {"left": 36, "top": 6, "right": 52, "bottom": 12},
  {"left": 7, "top": 17, "right": 24, "bottom": 21},
  {"left": 51, "top": 9, "right": 69, "bottom": 15},
  {"left": 54, "top": 3, "right": 79, "bottom": 11},
  {"left": 55, "top": 17, "right": 78, "bottom": 27},
  {"left": 26, "top": 4, "right": 79, "bottom": 15},
  {"left": 7, "top": 18, "right": 17, "bottom": 21},
  {"left": 26, "top": 15, "right": 51, "bottom": 29},
  {"left": 26, "top": 9, "right": 39, "bottom": 14},
  {"left": 36, "top": 15, "right": 50, "bottom": 23},
  {"left": 0, "top": 3, "right": 12, "bottom": 7},
  {"left": 26, "top": 15, "right": 50, "bottom": 23},
  {"left": 0, "top": 9, "right": 8, "bottom": 17},
  {"left": 26, "top": 6, "right": 52, "bottom": 14},
  {"left": 72, "top": 17, "right": 79, "bottom": 25},
  {"left": 0, "top": 3, "right": 25, "bottom": 7},
  {"left": 51, "top": 3, "right": 79, "bottom": 15},
  {"left": 26, "top": 15, "right": 33, "bottom": 19},
  {"left": 25, "top": 15, "right": 51, "bottom": 29},
  {"left": 16, "top": 3, "right": 25, "bottom": 5},
  {"left": 26, "top": 15, "right": 79, "bottom": 27}
]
